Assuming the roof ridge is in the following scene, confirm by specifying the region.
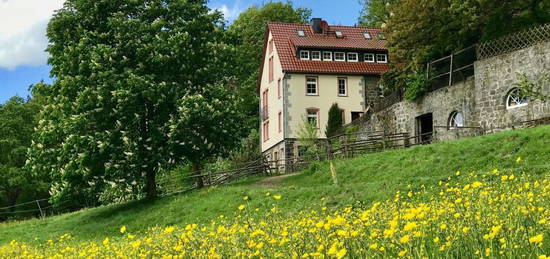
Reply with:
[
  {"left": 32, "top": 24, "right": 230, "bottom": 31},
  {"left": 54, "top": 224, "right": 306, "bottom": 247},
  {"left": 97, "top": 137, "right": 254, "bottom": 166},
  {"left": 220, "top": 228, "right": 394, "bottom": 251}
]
[{"left": 267, "top": 21, "right": 381, "bottom": 30}]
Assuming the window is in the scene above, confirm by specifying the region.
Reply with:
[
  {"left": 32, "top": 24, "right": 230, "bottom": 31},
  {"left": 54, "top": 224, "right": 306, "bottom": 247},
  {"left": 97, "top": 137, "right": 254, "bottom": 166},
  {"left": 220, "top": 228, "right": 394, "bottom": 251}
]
[
  {"left": 263, "top": 121, "right": 269, "bottom": 141},
  {"left": 268, "top": 39, "right": 273, "bottom": 54},
  {"left": 306, "top": 76, "right": 318, "bottom": 95},
  {"left": 268, "top": 57, "right": 274, "bottom": 82},
  {"left": 311, "top": 51, "right": 321, "bottom": 61},
  {"left": 262, "top": 90, "right": 269, "bottom": 120},
  {"left": 365, "top": 53, "right": 375, "bottom": 63},
  {"left": 299, "top": 50, "right": 310, "bottom": 60},
  {"left": 278, "top": 111, "right": 282, "bottom": 133},
  {"left": 347, "top": 52, "right": 358, "bottom": 62},
  {"left": 376, "top": 54, "right": 388, "bottom": 63},
  {"left": 297, "top": 30, "right": 305, "bottom": 37},
  {"left": 363, "top": 32, "right": 372, "bottom": 39},
  {"left": 335, "top": 31, "right": 343, "bottom": 38},
  {"left": 448, "top": 111, "right": 464, "bottom": 128},
  {"left": 334, "top": 52, "right": 345, "bottom": 62},
  {"left": 506, "top": 88, "right": 529, "bottom": 109},
  {"left": 323, "top": 51, "right": 332, "bottom": 61},
  {"left": 306, "top": 109, "right": 319, "bottom": 127},
  {"left": 338, "top": 77, "right": 347, "bottom": 96},
  {"left": 277, "top": 78, "right": 281, "bottom": 99}
]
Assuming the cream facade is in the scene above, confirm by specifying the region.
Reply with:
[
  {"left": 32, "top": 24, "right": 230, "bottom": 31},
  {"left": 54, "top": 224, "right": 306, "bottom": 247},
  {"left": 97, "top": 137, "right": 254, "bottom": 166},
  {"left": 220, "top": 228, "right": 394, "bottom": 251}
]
[
  {"left": 284, "top": 74, "right": 366, "bottom": 138},
  {"left": 258, "top": 20, "right": 389, "bottom": 166}
]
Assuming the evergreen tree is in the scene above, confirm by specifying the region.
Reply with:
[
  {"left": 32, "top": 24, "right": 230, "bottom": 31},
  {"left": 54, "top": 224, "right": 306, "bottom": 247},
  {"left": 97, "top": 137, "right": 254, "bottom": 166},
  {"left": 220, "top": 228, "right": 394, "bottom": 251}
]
[{"left": 326, "top": 103, "right": 343, "bottom": 138}]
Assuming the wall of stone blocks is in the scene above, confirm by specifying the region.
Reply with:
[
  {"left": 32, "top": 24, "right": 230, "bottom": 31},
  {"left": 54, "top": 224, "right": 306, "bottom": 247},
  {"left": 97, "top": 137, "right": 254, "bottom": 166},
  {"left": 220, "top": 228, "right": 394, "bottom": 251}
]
[
  {"left": 474, "top": 41, "right": 550, "bottom": 132},
  {"left": 361, "top": 41, "right": 550, "bottom": 142}
]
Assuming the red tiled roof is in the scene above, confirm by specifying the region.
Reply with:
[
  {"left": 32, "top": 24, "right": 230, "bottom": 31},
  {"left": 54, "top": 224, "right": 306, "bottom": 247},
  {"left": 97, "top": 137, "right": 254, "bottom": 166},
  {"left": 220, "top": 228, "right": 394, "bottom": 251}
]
[{"left": 266, "top": 22, "right": 389, "bottom": 75}]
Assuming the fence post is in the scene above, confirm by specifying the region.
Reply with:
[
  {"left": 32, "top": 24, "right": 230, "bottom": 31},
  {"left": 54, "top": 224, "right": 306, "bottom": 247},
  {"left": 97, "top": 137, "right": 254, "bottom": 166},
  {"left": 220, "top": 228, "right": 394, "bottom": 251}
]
[
  {"left": 448, "top": 53, "right": 454, "bottom": 86},
  {"left": 208, "top": 170, "right": 213, "bottom": 186},
  {"left": 326, "top": 139, "right": 334, "bottom": 160},
  {"left": 36, "top": 200, "right": 45, "bottom": 219}
]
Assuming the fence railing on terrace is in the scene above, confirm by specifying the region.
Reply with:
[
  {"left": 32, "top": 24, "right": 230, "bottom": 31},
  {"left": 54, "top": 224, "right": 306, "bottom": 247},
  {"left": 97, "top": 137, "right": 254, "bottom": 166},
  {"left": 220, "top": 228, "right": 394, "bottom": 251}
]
[{"left": 427, "top": 45, "right": 476, "bottom": 90}]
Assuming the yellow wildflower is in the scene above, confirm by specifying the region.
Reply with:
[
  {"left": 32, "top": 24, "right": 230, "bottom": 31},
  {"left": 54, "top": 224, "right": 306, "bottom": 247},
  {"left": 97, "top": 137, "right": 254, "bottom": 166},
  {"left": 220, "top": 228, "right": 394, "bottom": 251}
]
[{"left": 530, "top": 234, "right": 544, "bottom": 244}]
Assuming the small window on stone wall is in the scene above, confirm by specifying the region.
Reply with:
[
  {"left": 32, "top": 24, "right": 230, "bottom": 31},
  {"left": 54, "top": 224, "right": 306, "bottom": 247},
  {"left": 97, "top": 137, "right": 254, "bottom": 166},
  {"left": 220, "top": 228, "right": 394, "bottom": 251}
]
[
  {"left": 506, "top": 88, "right": 529, "bottom": 109},
  {"left": 448, "top": 111, "right": 464, "bottom": 128}
]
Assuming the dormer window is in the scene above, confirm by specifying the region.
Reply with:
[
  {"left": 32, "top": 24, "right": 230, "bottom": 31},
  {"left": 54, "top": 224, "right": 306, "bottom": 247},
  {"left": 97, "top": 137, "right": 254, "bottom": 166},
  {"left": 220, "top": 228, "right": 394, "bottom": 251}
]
[
  {"left": 376, "top": 54, "right": 388, "bottom": 63},
  {"left": 334, "top": 52, "right": 345, "bottom": 62},
  {"left": 347, "top": 53, "right": 358, "bottom": 62},
  {"left": 297, "top": 30, "right": 305, "bottom": 37},
  {"left": 363, "top": 32, "right": 372, "bottom": 39},
  {"left": 323, "top": 51, "right": 332, "bottom": 61},
  {"left": 335, "top": 31, "right": 343, "bottom": 38},
  {"left": 311, "top": 51, "right": 321, "bottom": 61},
  {"left": 300, "top": 50, "right": 310, "bottom": 60},
  {"left": 365, "top": 53, "right": 375, "bottom": 63}
]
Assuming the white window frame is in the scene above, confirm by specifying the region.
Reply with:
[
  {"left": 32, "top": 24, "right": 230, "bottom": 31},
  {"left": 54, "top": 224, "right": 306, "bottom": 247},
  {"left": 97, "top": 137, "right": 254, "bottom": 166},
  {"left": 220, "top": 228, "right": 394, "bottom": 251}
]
[
  {"left": 297, "top": 30, "right": 305, "bottom": 37},
  {"left": 347, "top": 52, "right": 359, "bottom": 62},
  {"left": 334, "top": 52, "right": 345, "bottom": 62},
  {"left": 323, "top": 51, "right": 332, "bottom": 61},
  {"left": 448, "top": 111, "right": 464, "bottom": 128},
  {"left": 376, "top": 54, "right": 388, "bottom": 63},
  {"left": 338, "top": 77, "right": 347, "bottom": 97},
  {"left": 311, "top": 51, "right": 321, "bottom": 61},
  {"left": 363, "top": 32, "right": 372, "bottom": 39},
  {"left": 306, "top": 109, "right": 319, "bottom": 127},
  {"left": 335, "top": 31, "right": 343, "bottom": 38},
  {"left": 506, "top": 88, "right": 529, "bottom": 109},
  {"left": 299, "top": 50, "right": 310, "bottom": 60},
  {"left": 306, "top": 76, "right": 318, "bottom": 96},
  {"left": 365, "top": 53, "right": 375, "bottom": 63}
]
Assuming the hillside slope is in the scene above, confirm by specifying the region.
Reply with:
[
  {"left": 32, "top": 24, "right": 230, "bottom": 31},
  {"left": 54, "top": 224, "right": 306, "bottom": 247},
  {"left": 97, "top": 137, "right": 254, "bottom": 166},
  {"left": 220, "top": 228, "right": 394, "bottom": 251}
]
[{"left": 1, "top": 125, "right": 549, "bottom": 244}]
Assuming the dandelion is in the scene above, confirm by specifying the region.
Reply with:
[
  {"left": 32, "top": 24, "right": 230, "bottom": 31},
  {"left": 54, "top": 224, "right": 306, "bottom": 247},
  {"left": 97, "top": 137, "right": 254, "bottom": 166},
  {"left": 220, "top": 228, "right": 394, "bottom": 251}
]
[
  {"left": 529, "top": 234, "right": 544, "bottom": 244},
  {"left": 120, "top": 226, "right": 127, "bottom": 233},
  {"left": 399, "top": 235, "right": 411, "bottom": 244},
  {"left": 336, "top": 248, "right": 347, "bottom": 259},
  {"left": 516, "top": 157, "right": 522, "bottom": 163},
  {"left": 398, "top": 250, "right": 407, "bottom": 257},
  {"left": 102, "top": 237, "right": 109, "bottom": 246},
  {"left": 273, "top": 195, "right": 282, "bottom": 200},
  {"left": 163, "top": 226, "right": 175, "bottom": 234},
  {"left": 243, "top": 196, "right": 249, "bottom": 200},
  {"left": 238, "top": 205, "right": 245, "bottom": 211}
]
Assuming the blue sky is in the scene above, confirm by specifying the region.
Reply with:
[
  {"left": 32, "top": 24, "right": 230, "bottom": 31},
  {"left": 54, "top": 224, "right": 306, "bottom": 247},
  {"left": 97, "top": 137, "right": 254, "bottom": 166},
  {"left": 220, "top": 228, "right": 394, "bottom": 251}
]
[{"left": 0, "top": 0, "right": 362, "bottom": 103}]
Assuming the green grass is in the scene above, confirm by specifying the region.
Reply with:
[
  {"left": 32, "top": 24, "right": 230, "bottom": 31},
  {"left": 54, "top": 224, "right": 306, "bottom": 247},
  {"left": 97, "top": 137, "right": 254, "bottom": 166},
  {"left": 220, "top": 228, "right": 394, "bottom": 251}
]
[{"left": 1, "top": 125, "right": 549, "bottom": 244}]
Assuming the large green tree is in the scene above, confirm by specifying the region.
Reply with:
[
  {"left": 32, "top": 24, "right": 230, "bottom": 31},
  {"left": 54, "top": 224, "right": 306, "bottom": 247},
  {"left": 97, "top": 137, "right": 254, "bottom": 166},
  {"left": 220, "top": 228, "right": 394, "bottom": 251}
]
[
  {"left": 367, "top": 0, "right": 550, "bottom": 100},
  {"left": 27, "top": 0, "right": 242, "bottom": 206},
  {"left": 227, "top": 2, "right": 311, "bottom": 132},
  {"left": 0, "top": 94, "right": 48, "bottom": 218},
  {"left": 358, "top": 0, "right": 399, "bottom": 27},
  {"left": 385, "top": 0, "right": 550, "bottom": 69}
]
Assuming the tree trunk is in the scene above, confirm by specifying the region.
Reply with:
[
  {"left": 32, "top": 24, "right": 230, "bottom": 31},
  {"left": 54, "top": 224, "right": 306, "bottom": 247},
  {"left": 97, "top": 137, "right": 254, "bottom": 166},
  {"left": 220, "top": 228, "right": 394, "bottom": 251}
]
[
  {"left": 192, "top": 162, "right": 204, "bottom": 188},
  {"left": 145, "top": 167, "right": 157, "bottom": 199}
]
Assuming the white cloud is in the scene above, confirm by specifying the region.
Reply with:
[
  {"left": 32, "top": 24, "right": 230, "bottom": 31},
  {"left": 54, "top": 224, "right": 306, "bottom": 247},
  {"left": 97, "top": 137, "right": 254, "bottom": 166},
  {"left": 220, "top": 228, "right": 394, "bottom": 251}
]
[
  {"left": 0, "top": 0, "right": 65, "bottom": 70},
  {"left": 214, "top": 0, "right": 244, "bottom": 22}
]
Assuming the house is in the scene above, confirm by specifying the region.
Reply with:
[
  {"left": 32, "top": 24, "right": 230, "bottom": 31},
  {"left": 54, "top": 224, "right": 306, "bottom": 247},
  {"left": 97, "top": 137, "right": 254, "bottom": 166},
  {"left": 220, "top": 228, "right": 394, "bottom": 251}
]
[{"left": 258, "top": 18, "right": 390, "bottom": 165}]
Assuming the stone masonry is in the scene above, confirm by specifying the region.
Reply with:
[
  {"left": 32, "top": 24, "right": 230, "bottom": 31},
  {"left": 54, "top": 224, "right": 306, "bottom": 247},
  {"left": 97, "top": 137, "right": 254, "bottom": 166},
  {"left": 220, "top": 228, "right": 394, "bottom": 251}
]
[{"left": 361, "top": 41, "right": 550, "bottom": 142}]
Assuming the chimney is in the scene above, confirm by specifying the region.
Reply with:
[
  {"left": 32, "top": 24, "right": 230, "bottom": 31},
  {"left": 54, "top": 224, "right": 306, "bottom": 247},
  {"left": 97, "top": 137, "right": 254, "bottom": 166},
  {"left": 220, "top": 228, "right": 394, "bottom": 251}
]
[{"left": 311, "top": 18, "right": 323, "bottom": 34}]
